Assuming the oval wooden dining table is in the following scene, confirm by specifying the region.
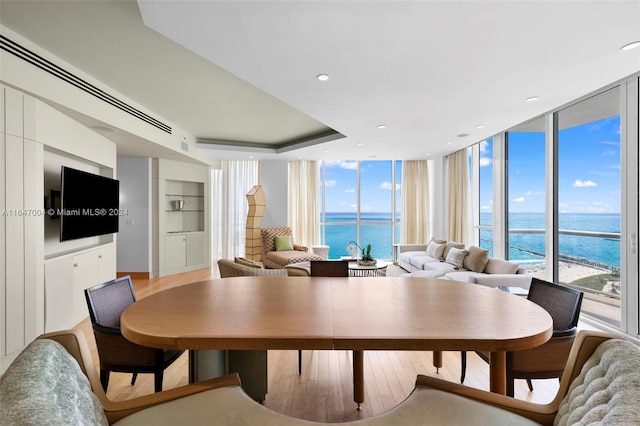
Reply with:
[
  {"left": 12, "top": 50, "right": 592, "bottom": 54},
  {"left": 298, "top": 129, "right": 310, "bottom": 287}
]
[{"left": 121, "top": 276, "right": 552, "bottom": 409}]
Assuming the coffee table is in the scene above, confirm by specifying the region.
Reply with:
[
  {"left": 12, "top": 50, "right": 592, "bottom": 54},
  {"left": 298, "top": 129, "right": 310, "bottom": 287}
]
[
  {"left": 121, "top": 276, "right": 552, "bottom": 408},
  {"left": 347, "top": 260, "right": 390, "bottom": 277}
]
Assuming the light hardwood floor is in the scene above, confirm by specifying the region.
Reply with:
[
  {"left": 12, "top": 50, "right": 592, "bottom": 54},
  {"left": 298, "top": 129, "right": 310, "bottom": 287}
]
[{"left": 73, "top": 266, "right": 585, "bottom": 423}]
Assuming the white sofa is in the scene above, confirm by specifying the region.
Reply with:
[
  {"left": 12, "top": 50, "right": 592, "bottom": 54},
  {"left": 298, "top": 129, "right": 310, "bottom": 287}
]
[{"left": 397, "top": 240, "right": 532, "bottom": 289}]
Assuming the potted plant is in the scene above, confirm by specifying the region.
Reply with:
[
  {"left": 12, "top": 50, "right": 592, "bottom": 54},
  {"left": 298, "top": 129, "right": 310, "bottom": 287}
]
[{"left": 347, "top": 241, "right": 377, "bottom": 266}]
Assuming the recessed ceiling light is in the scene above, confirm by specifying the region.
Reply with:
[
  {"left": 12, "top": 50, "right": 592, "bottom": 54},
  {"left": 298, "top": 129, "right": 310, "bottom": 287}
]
[
  {"left": 377, "top": 124, "right": 387, "bottom": 129},
  {"left": 476, "top": 125, "right": 485, "bottom": 129},
  {"left": 525, "top": 96, "right": 539, "bottom": 102},
  {"left": 446, "top": 142, "right": 452, "bottom": 145},
  {"left": 324, "top": 150, "right": 330, "bottom": 153},
  {"left": 426, "top": 153, "right": 432, "bottom": 156},
  {"left": 620, "top": 41, "right": 640, "bottom": 51},
  {"left": 356, "top": 143, "right": 364, "bottom": 146},
  {"left": 316, "top": 74, "right": 330, "bottom": 81},
  {"left": 457, "top": 133, "right": 469, "bottom": 138}
]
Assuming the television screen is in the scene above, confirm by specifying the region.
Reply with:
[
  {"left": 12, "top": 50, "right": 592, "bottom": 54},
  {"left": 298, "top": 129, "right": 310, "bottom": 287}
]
[{"left": 60, "top": 166, "right": 119, "bottom": 242}]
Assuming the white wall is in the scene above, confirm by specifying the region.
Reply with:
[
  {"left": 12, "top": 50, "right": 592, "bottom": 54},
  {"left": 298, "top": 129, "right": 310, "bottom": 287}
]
[
  {"left": 117, "top": 157, "right": 152, "bottom": 273},
  {"left": 259, "top": 160, "right": 288, "bottom": 228}
]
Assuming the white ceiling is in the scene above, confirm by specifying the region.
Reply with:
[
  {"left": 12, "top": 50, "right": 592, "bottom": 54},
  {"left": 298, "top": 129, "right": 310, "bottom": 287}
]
[{"left": 1, "top": 1, "right": 639, "bottom": 162}]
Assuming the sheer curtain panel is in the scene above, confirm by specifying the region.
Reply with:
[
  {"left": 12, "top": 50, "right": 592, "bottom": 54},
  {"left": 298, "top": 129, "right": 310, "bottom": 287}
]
[
  {"left": 446, "top": 149, "right": 473, "bottom": 245},
  {"left": 288, "top": 161, "right": 319, "bottom": 247},
  {"left": 400, "top": 160, "right": 430, "bottom": 244},
  {"left": 211, "top": 161, "right": 260, "bottom": 260}
]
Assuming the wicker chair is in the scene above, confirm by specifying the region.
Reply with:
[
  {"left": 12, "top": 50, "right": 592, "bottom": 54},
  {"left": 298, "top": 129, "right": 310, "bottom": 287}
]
[
  {"left": 218, "top": 258, "right": 288, "bottom": 277},
  {"left": 84, "top": 276, "right": 184, "bottom": 393},
  {"left": 260, "top": 227, "right": 323, "bottom": 269},
  {"left": 460, "top": 277, "right": 583, "bottom": 396}
]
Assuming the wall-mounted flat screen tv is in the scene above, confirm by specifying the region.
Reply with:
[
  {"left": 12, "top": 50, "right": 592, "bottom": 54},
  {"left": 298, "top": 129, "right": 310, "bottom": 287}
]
[{"left": 60, "top": 166, "right": 119, "bottom": 242}]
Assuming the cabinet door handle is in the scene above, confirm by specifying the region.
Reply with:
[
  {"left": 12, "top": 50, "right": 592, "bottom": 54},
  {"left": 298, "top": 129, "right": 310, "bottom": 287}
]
[{"left": 73, "top": 263, "right": 78, "bottom": 268}]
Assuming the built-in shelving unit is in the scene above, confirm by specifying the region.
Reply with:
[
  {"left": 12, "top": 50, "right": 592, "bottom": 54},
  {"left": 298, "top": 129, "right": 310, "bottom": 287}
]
[{"left": 154, "top": 159, "right": 211, "bottom": 277}]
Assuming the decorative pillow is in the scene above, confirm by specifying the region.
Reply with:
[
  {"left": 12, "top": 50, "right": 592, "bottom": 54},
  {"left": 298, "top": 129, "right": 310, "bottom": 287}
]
[
  {"left": 463, "top": 246, "right": 490, "bottom": 273},
  {"left": 274, "top": 235, "right": 294, "bottom": 251},
  {"left": 442, "top": 241, "right": 465, "bottom": 259},
  {"left": 426, "top": 241, "right": 445, "bottom": 259},
  {"left": 445, "top": 247, "right": 467, "bottom": 268},
  {"left": 234, "top": 257, "right": 264, "bottom": 269},
  {"left": 484, "top": 258, "right": 519, "bottom": 275}
]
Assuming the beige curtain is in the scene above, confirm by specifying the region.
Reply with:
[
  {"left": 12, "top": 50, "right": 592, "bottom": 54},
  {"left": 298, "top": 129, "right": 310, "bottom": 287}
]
[
  {"left": 446, "top": 149, "right": 473, "bottom": 245},
  {"left": 401, "top": 160, "right": 429, "bottom": 243},
  {"left": 288, "top": 161, "right": 319, "bottom": 247}
]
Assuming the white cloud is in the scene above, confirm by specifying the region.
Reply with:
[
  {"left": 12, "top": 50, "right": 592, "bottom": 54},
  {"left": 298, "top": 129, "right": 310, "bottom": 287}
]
[
  {"left": 513, "top": 196, "right": 526, "bottom": 202},
  {"left": 324, "top": 160, "right": 357, "bottom": 170},
  {"left": 324, "top": 180, "right": 337, "bottom": 187},
  {"left": 480, "top": 205, "right": 491, "bottom": 211},
  {"left": 479, "top": 140, "right": 489, "bottom": 152},
  {"left": 379, "top": 182, "right": 400, "bottom": 190},
  {"left": 479, "top": 157, "right": 492, "bottom": 167},
  {"left": 525, "top": 190, "right": 543, "bottom": 196},
  {"left": 573, "top": 180, "right": 598, "bottom": 187},
  {"left": 345, "top": 188, "right": 355, "bottom": 193},
  {"left": 340, "top": 161, "right": 358, "bottom": 170}
]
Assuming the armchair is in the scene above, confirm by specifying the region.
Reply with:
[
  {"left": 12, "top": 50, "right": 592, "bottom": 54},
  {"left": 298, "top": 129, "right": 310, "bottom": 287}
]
[{"left": 260, "top": 227, "right": 323, "bottom": 269}]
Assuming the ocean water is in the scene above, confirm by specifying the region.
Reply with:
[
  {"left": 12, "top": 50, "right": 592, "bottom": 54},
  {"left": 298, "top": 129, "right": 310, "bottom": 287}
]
[{"left": 322, "top": 212, "right": 620, "bottom": 268}]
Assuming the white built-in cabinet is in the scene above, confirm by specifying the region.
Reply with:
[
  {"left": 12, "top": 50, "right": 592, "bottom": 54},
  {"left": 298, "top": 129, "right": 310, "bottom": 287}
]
[
  {"left": 0, "top": 85, "right": 116, "bottom": 373},
  {"left": 44, "top": 244, "right": 116, "bottom": 332},
  {"left": 154, "top": 159, "right": 210, "bottom": 277}
]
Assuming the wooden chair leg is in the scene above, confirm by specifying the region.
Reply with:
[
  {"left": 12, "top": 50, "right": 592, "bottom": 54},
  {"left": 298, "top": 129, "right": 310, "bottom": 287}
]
[
  {"left": 460, "top": 351, "right": 467, "bottom": 383},
  {"left": 298, "top": 350, "right": 302, "bottom": 375},
  {"left": 100, "top": 369, "right": 110, "bottom": 392},
  {"left": 154, "top": 371, "right": 164, "bottom": 393},
  {"left": 131, "top": 372, "right": 138, "bottom": 386},
  {"left": 526, "top": 378, "right": 534, "bottom": 391}
]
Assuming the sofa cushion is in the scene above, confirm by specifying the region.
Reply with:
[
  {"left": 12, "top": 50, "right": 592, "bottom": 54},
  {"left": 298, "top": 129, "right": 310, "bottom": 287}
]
[
  {"left": 445, "top": 247, "right": 467, "bottom": 268},
  {"left": 443, "top": 241, "right": 465, "bottom": 259},
  {"left": 409, "top": 254, "right": 441, "bottom": 270},
  {"left": 484, "top": 258, "right": 519, "bottom": 275},
  {"left": 265, "top": 250, "right": 322, "bottom": 267},
  {"left": 275, "top": 235, "right": 294, "bottom": 251},
  {"left": 235, "top": 257, "right": 264, "bottom": 269},
  {"left": 463, "top": 246, "right": 490, "bottom": 273},
  {"left": 554, "top": 338, "right": 640, "bottom": 426},
  {"left": 426, "top": 241, "right": 445, "bottom": 259},
  {"left": 0, "top": 339, "right": 108, "bottom": 426}
]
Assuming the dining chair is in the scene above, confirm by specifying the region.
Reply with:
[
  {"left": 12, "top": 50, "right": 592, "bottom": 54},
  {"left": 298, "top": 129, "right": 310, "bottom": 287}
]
[
  {"left": 298, "top": 260, "right": 350, "bottom": 374},
  {"left": 460, "top": 277, "right": 583, "bottom": 396},
  {"left": 84, "top": 276, "right": 184, "bottom": 393}
]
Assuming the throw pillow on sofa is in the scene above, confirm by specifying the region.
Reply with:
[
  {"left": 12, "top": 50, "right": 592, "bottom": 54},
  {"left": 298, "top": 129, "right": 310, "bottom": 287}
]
[
  {"left": 463, "top": 246, "right": 490, "bottom": 273},
  {"left": 426, "top": 241, "right": 445, "bottom": 259},
  {"left": 445, "top": 247, "right": 467, "bottom": 268},
  {"left": 484, "top": 258, "right": 519, "bottom": 274},
  {"left": 274, "top": 235, "right": 294, "bottom": 251},
  {"left": 443, "top": 241, "right": 465, "bottom": 259}
]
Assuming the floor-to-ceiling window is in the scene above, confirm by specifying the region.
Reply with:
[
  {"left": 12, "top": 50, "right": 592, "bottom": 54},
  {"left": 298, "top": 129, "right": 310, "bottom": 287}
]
[
  {"left": 557, "top": 87, "right": 621, "bottom": 327},
  {"left": 470, "top": 138, "right": 495, "bottom": 256},
  {"left": 467, "top": 80, "right": 634, "bottom": 333},
  {"left": 506, "top": 118, "right": 546, "bottom": 272},
  {"left": 320, "top": 160, "right": 401, "bottom": 260}
]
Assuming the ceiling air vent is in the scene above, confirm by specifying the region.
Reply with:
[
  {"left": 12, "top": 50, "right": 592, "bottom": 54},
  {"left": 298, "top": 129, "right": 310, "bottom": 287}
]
[{"left": 0, "top": 35, "right": 172, "bottom": 134}]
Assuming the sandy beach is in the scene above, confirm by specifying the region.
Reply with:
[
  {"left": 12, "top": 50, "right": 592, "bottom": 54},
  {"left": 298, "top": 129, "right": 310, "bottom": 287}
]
[{"left": 527, "top": 261, "right": 610, "bottom": 283}]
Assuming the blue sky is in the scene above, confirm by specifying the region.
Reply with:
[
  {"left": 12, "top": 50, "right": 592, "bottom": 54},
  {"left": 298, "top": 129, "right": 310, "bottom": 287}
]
[
  {"left": 323, "top": 160, "right": 400, "bottom": 212},
  {"left": 321, "top": 114, "right": 620, "bottom": 215},
  {"left": 479, "top": 115, "right": 621, "bottom": 214}
]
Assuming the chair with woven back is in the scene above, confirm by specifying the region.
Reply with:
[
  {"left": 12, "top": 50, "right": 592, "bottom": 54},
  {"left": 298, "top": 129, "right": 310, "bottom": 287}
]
[
  {"left": 460, "top": 277, "right": 583, "bottom": 397},
  {"left": 296, "top": 260, "right": 350, "bottom": 374},
  {"left": 84, "top": 276, "right": 184, "bottom": 393}
]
